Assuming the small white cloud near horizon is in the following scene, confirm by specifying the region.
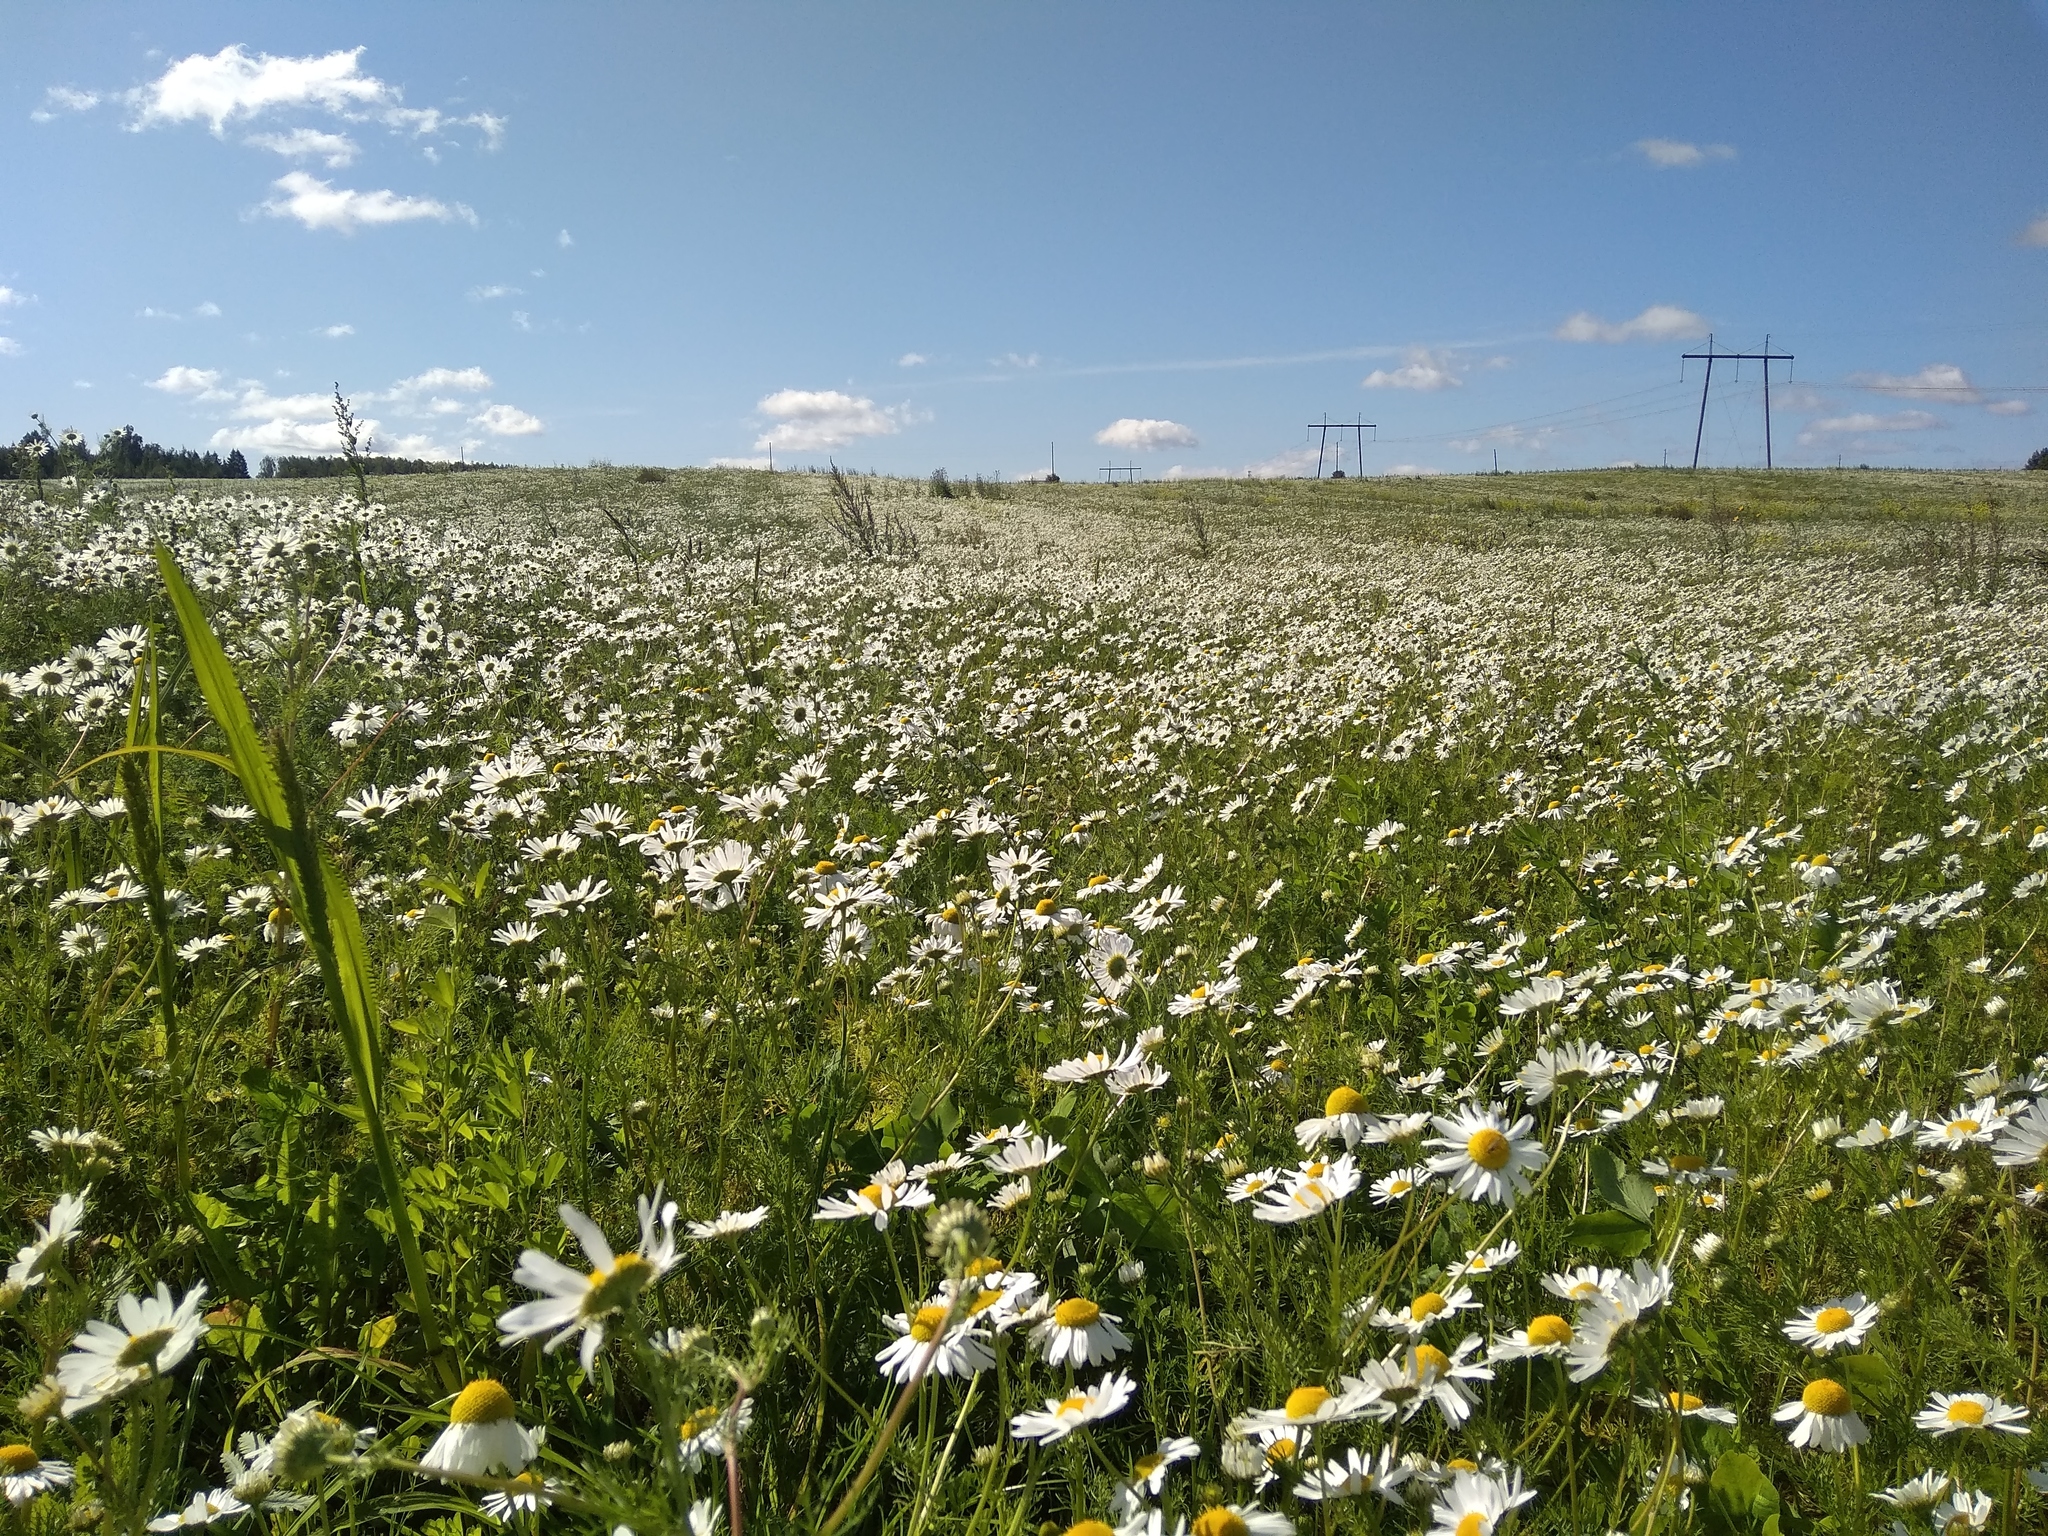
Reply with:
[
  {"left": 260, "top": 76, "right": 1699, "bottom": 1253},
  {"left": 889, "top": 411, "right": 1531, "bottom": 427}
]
[
  {"left": 246, "top": 126, "right": 359, "bottom": 168},
  {"left": 1797, "top": 409, "right": 1942, "bottom": 444},
  {"left": 1096, "top": 417, "right": 1199, "bottom": 452},
  {"left": 469, "top": 284, "right": 522, "bottom": 301},
  {"left": 1555, "top": 304, "right": 1710, "bottom": 343},
  {"left": 1362, "top": 347, "right": 1463, "bottom": 391},
  {"left": 1163, "top": 447, "right": 1312, "bottom": 480},
  {"left": 1986, "top": 399, "right": 2031, "bottom": 416},
  {"left": 30, "top": 86, "right": 101, "bottom": 122},
  {"left": 470, "top": 402, "right": 543, "bottom": 436},
  {"left": 0, "top": 338, "right": 21, "bottom": 356},
  {"left": 897, "top": 352, "right": 928, "bottom": 368},
  {"left": 260, "top": 172, "right": 476, "bottom": 233},
  {"left": 557, "top": 229, "right": 573, "bottom": 248},
  {"left": 0, "top": 286, "right": 28, "bottom": 307},
  {"left": 753, "top": 389, "right": 916, "bottom": 452},
  {"left": 993, "top": 352, "right": 1039, "bottom": 369},
  {"left": 1383, "top": 464, "right": 1443, "bottom": 477},
  {"left": 195, "top": 300, "right": 220, "bottom": 318},
  {"left": 710, "top": 455, "right": 772, "bottom": 470},
  {"left": 320, "top": 323, "right": 354, "bottom": 338},
  {"left": 2020, "top": 213, "right": 2048, "bottom": 247},
  {"left": 1850, "top": 362, "right": 1979, "bottom": 402},
  {"left": 148, "top": 365, "right": 230, "bottom": 398},
  {"left": 1633, "top": 138, "right": 1736, "bottom": 169}
]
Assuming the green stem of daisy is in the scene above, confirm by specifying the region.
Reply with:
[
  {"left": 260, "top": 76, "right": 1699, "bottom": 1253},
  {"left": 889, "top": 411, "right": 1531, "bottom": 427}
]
[
  {"left": 816, "top": 1285, "right": 964, "bottom": 1536},
  {"left": 906, "top": 1372, "right": 979, "bottom": 1536}
]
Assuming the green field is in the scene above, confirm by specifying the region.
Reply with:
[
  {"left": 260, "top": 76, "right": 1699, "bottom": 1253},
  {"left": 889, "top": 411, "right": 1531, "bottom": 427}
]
[{"left": 2, "top": 466, "right": 2045, "bottom": 1536}]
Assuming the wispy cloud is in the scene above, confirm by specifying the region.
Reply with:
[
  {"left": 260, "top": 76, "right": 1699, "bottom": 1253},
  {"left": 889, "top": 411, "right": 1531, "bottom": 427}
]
[
  {"left": 1986, "top": 399, "right": 2031, "bottom": 416},
  {"left": 1632, "top": 138, "right": 1736, "bottom": 169},
  {"left": 752, "top": 389, "right": 917, "bottom": 452},
  {"left": 470, "top": 402, "right": 544, "bottom": 436},
  {"left": 260, "top": 172, "right": 476, "bottom": 233},
  {"left": 246, "top": 126, "right": 359, "bottom": 168},
  {"left": 2020, "top": 213, "right": 2048, "bottom": 248},
  {"left": 897, "top": 352, "right": 928, "bottom": 368},
  {"left": 1797, "top": 409, "right": 1942, "bottom": 444},
  {"left": 151, "top": 360, "right": 536, "bottom": 458},
  {"left": 1095, "top": 418, "right": 1199, "bottom": 451},
  {"left": 1555, "top": 304, "right": 1709, "bottom": 343},
  {"left": 30, "top": 86, "right": 101, "bottom": 122},
  {"left": 320, "top": 323, "right": 354, "bottom": 338},
  {"left": 0, "top": 286, "right": 31, "bottom": 307},
  {"left": 0, "top": 338, "right": 22, "bottom": 357},
  {"left": 557, "top": 229, "right": 574, "bottom": 248},
  {"left": 1849, "top": 363, "right": 1979, "bottom": 402},
  {"left": 991, "top": 352, "right": 1039, "bottom": 369},
  {"left": 1362, "top": 347, "right": 1463, "bottom": 392},
  {"left": 468, "top": 284, "right": 522, "bottom": 301}
]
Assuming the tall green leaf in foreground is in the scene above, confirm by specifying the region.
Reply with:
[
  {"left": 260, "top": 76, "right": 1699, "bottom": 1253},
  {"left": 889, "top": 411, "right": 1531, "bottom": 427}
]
[{"left": 151, "top": 544, "right": 456, "bottom": 1385}]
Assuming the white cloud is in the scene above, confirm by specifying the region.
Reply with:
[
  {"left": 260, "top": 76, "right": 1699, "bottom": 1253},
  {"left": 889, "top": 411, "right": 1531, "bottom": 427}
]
[
  {"left": 511, "top": 310, "right": 532, "bottom": 331},
  {"left": 468, "top": 284, "right": 522, "bottom": 301},
  {"left": 1095, "top": 417, "right": 1199, "bottom": 451},
  {"left": 1555, "top": 304, "right": 1710, "bottom": 343},
  {"left": 260, "top": 172, "right": 476, "bottom": 233},
  {"left": 753, "top": 389, "right": 914, "bottom": 452},
  {"left": 897, "top": 352, "right": 928, "bottom": 368},
  {"left": 194, "top": 301, "right": 221, "bottom": 318},
  {"left": 2020, "top": 214, "right": 2048, "bottom": 248},
  {"left": 1850, "top": 363, "right": 1979, "bottom": 402},
  {"left": 321, "top": 323, "right": 354, "bottom": 338},
  {"left": 31, "top": 87, "right": 101, "bottom": 122},
  {"left": 1797, "top": 410, "right": 1942, "bottom": 443},
  {"left": 0, "top": 337, "right": 20, "bottom": 356},
  {"left": 132, "top": 47, "right": 395, "bottom": 133},
  {"left": 1986, "top": 399, "right": 2031, "bottom": 416},
  {"left": 0, "top": 286, "right": 27, "bottom": 307},
  {"left": 557, "top": 229, "right": 573, "bottom": 248},
  {"left": 1160, "top": 446, "right": 1322, "bottom": 480},
  {"left": 1362, "top": 347, "right": 1463, "bottom": 392},
  {"left": 246, "top": 126, "right": 359, "bottom": 167},
  {"left": 148, "top": 365, "right": 228, "bottom": 398},
  {"left": 470, "top": 402, "right": 543, "bottom": 436},
  {"left": 1633, "top": 138, "right": 1736, "bottom": 169},
  {"left": 993, "top": 351, "right": 1039, "bottom": 369},
  {"left": 1383, "top": 464, "right": 1442, "bottom": 477},
  {"left": 709, "top": 455, "right": 772, "bottom": 469}
]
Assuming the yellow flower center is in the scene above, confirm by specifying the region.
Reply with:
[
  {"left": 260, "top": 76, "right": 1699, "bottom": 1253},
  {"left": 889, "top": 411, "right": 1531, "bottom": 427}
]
[
  {"left": 1945, "top": 1399, "right": 1986, "bottom": 1426},
  {"left": 1670, "top": 1154, "right": 1706, "bottom": 1173},
  {"left": 1189, "top": 984, "right": 1208, "bottom": 1000},
  {"left": 116, "top": 1326, "right": 175, "bottom": 1368},
  {"left": 813, "top": 860, "right": 837, "bottom": 875},
  {"left": 1813, "top": 1306, "right": 1854, "bottom": 1335},
  {"left": 1087, "top": 874, "right": 1111, "bottom": 888},
  {"left": 909, "top": 1305, "right": 951, "bottom": 1343},
  {"left": 1035, "top": 898, "right": 1058, "bottom": 917},
  {"left": 965, "top": 1256, "right": 1004, "bottom": 1277},
  {"left": 1411, "top": 1343, "right": 1450, "bottom": 1380},
  {"left": 679, "top": 1408, "right": 718, "bottom": 1441},
  {"left": 1445, "top": 1457, "right": 1478, "bottom": 1471},
  {"left": 1455, "top": 1514, "right": 1487, "bottom": 1536},
  {"left": 1947, "top": 1119, "right": 1979, "bottom": 1137},
  {"left": 1282, "top": 1385, "right": 1330, "bottom": 1420},
  {"left": 1192, "top": 1510, "right": 1249, "bottom": 1536},
  {"left": 1466, "top": 1128, "right": 1512, "bottom": 1170},
  {"left": 1324, "top": 1086, "right": 1367, "bottom": 1118},
  {"left": 0, "top": 1446, "right": 39, "bottom": 1474},
  {"left": 1526, "top": 1314, "right": 1573, "bottom": 1347},
  {"left": 1057, "top": 1394, "right": 1090, "bottom": 1416},
  {"left": 1065, "top": 1524, "right": 1116, "bottom": 1536},
  {"left": 940, "top": 906, "right": 961, "bottom": 924},
  {"left": 858, "top": 1183, "right": 885, "bottom": 1206},
  {"left": 1053, "top": 1298, "right": 1101, "bottom": 1329},
  {"left": 967, "top": 1289, "right": 1005, "bottom": 1316},
  {"left": 1265, "top": 1437, "right": 1297, "bottom": 1463},
  {"left": 584, "top": 1251, "right": 656, "bottom": 1315},
  {"left": 450, "top": 1379, "right": 517, "bottom": 1425},
  {"left": 1409, "top": 1291, "right": 1448, "bottom": 1322},
  {"left": 1801, "top": 1379, "right": 1851, "bottom": 1417},
  {"left": 1667, "top": 1391, "right": 1704, "bottom": 1412},
  {"left": 1133, "top": 1453, "right": 1165, "bottom": 1478}
]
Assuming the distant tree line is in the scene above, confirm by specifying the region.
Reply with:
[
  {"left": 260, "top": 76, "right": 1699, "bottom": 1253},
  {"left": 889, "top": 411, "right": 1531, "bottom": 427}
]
[
  {"left": 4, "top": 420, "right": 501, "bottom": 484},
  {"left": 2027, "top": 447, "right": 2048, "bottom": 472}
]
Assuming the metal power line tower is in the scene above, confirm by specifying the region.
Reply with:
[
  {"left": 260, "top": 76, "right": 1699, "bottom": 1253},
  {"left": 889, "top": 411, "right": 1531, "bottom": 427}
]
[
  {"left": 1682, "top": 334, "right": 1795, "bottom": 469},
  {"left": 1098, "top": 462, "right": 1141, "bottom": 483},
  {"left": 1308, "top": 416, "right": 1376, "bottom": 478}
]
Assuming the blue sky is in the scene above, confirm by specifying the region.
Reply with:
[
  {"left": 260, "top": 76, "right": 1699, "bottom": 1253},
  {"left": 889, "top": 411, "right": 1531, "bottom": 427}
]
[{"left": 4, "top": 3, "right": 2047, "bottom": 476}]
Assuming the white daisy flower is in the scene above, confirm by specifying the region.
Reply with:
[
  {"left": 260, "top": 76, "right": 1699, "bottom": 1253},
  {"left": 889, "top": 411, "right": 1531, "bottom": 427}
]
[
  {"left": 1633, "top": 1390, "right": 1737, "bottom": 1424},
  {"left": 1, "top": 1446, "right": 74, "bottom": 1507},
  {"left": 1423, "top": 1107, "right": 1545, "bottom": 1205},
  {"left": 1914, "top": 1391, "right": 2030, "bottom": 1437},
  {"left": 874, "top": 1302, "right": 994, "bottom": 1382},
  {"left": 148, "top": 1489, "right": 248, "bottom": 1529},
  {"left": 1424, "top": 1468, "right": 1536, "bottom": 1535},
  {"left": 1294, "top": 1085, "right": 1373, "bottom": 1150},
  {"left": 497, "top": 1190, "right": 679, "bottom": 1370},
  {"left": 1008, "top": 1370, "right": 1135, "bottom": 1443},
  {"left": 686, "top": 1206, "right": 769, "bottom": 1240},
  {"left": 8, "top": 1188, "right": 88, "bottom": 1290},
  {"left": 1250, "top": 1155, "right": 1362, "bottom": 1225},
  {"left": 1773, "top": 1378, "right": 1868, "bottom": 1451},
  {"left": 1782, "top": 1294, "right": 1879, "bottom": 1354},
  {"left": 1291, "top": 1443, "right": 1411, "bottom": 1504},
  {"left": 56, "top": 1281, "right": 209, "bottom": 1415},
  {"left": 1487, "top": 1314, "right": 1574, "bottom": 1361},
  {"left": 814, "top": 1160, "right": 934, "bottom": 1230},
  {"left": 677, "top": 1401, "right": 753, "bottom": 1471},
  {"left": 1031, "top": 1297, "right": 1131, "bottom": 1366},
  {"left": 421, "top": 1380, "right": 537, "bottom": 1477}
]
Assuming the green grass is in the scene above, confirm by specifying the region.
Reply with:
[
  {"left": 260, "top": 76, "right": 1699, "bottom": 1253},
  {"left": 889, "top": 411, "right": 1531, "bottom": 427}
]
[{"left": 1, "top": 466, "right": 2044, "bottom": 1536}]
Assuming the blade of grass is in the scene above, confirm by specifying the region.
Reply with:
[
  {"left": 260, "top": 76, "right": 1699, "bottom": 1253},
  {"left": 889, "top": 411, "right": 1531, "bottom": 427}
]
[{"left": 152, "top": 544, "right": 457, "bottom": 1388}]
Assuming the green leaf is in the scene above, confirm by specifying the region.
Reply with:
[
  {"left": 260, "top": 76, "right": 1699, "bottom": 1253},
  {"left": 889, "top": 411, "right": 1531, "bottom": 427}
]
[
  {"left": 1105, "top": 1187, "right": 1183, "bottom": 1253},
  {"left": 1707, "top": 1450, "right": 1778, "bottom": 1530},
  {"left": 1568, "top": 1208, "right": 1655, "bottom": 1256},
  {"left": 190, "top": 1191, "right": 248, "bottom": 1230},
  {"left": 1590, "top": 1143, "right": 1659, "bottom": 1222},
  {"left": 1836, "top": 1352, "right": 1901, "bottom": 1408}
]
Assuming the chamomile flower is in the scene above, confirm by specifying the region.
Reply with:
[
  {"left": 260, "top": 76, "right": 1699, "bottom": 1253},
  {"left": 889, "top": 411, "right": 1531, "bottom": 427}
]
[
  {"left": 1773, "top": 1378, "right": 1868, "bottom": 1451},
  {"left": 56, "top": 1281, "right": 209, "bottom": 1414},
  {"left": 1991, "top": 1100, "right": 2048, "bottom": 1168},
  {"left": 1425, "top": 1468, "right": 1536, "bottom": 1536},
  {"left": 1008, "top": 1370, "right": 1135, "bottom": 1443},
  {"left": 1178, "top": 1505, "right": 1292, "bottom": 1536},
  {"left": 1111, "top": 1436, "right": 1199, "bottom": 1512},
  {"left": 1290, "top": 1444, "right": 1411, "bottom": 1504},
  {"left": 1424, "top": 1107, "right": 1545, "bottom": 1205},
  {"left": 685, "top": 1207, "right": 769, "bottom": 1240},
  {"left": 1366, "top": 1285, "right": 1480, "bottom": 1338},
  {"left": 1, "top": 1446, "right": 73, "bottom": 1506},
  {"left": 1294, "top": 1085, "right": 1373, "bottom": 1150},
  {"left": 1447, "top": 1241, "right": 1520, "bottom": 1282},
  {"left": 1032, "top": 1297, "right": 1131, "bottom": 1366},
  {"left": 8, "top": 1188, "right": 88, "bottom": 1290},
  {"left": 875, "top": 1302, "right": 994, "bottom": 1381},
  {"left": 148, "top": 1489, "right": 248, "bottom": 1528},
  {"left": 478, "top": 1472, "right": 553, "bottom": 1519},
  {"left": 421, "top": 1380, "right": 537, "bottom": 1477},
  {"left": 1369, "top": 1166, "right": 1432, "bottom": 1205},
  {"left": 1871, "top": 1470, "right": 1950, "bottom": 1514},
  {"left": 676, "top": 1401, "right": 753, "bottom": 1470},
  {"left": 1232, "top": 1383, "right": 1370, "bottom": 1435},
  {"left": 1542, "top": 1265, "right": 1621, "bottom": 1304},
  {"left": 814, "top": 1160, "right": 934, "bottom": 1230},
  {"left": 1250, "top": 1155, "right": 1362, "bottom": 1224},
  {"left": 497, "top": 1190, "right": 679, "bottom": 1369},
  {"left": 1633, "top": 1390, "right": 1737, "bottom": 1424},
  {"left": 1225, "top": 1168, "right": 1284, "bottom": 1204},
  {"left": 1915, "top": 1097, "right": 2009, "bottom": 1150},
  {"left": 1783, "top": 1294, "right": 1879, "bottom": 1354},
  {"left": 1914, "top": 1391, "right": 2030, "bottom": 1437},
  {"left": 1488, "top": 1314, "right": 1574, "bottom": 1361}
]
